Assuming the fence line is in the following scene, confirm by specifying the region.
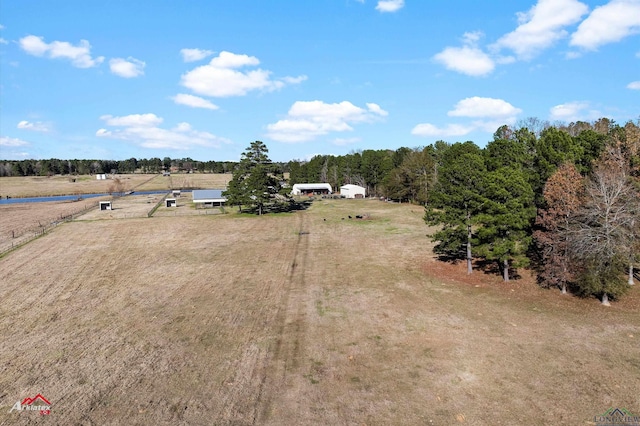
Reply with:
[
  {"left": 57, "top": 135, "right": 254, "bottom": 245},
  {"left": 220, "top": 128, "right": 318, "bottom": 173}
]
[
  {"left": 1, "top": 200, "right": 102, "bottom": 257},
  {"left": 147, "top": 193, "right": 169, "bottom": 217}
]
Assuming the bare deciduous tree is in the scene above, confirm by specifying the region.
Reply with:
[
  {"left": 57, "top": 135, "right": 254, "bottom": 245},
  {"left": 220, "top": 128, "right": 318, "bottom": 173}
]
[{"left": 568, "top": 148, "right": 637, "bottom": 305}]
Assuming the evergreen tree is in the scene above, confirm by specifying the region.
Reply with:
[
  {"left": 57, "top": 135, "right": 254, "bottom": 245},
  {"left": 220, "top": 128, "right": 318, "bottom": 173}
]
[
  {"left": 476, "top": 167, "right": 536, "bottom": 281},
  {"left": 425, "top": 142, "right": 487, "bottom": 274},
  {"left": 223, "top": 141, "right": 280, "bottom": 215}
]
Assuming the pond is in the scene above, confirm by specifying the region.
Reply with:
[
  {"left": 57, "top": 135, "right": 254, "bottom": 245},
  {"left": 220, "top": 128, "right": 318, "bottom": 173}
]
[{"left": 0, "top": 190, "right": 177, "bottom": 205}]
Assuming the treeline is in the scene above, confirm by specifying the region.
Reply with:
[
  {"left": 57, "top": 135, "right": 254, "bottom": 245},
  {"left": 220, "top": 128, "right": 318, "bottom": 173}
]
[
  {"left": 291, "top": 117, "right": 639, "bottom": 303},
  {"left": 0, "top": 157, "right": 250, "bottom": 177},
  {"left": 421, "top": 119, "right": 639, "bottom": 304},
  {"left": 288, "top": 118, "right": 638, "bottom": 203}
]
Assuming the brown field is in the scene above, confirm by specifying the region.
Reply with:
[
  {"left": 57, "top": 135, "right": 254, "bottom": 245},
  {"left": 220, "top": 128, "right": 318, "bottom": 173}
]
[
  {"left": 0, "top": 173, "right": 234, "bottom": 199},
  {"left": 135, "top": 173, "right": 234, "bottom": 192},
  {"left": 0, "top": 197, "right": 638, "bottom": 425},
  {"left": 0, "top": 174, "right": 233, "bottom": 253},
  {"left": 0, "top": 174, "right": 151, "bottom": 198}
]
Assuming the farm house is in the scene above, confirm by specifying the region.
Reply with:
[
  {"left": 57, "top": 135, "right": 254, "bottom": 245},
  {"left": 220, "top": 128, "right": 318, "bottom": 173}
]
[
  {"left": 340, "top": 184, "right": 366, "bottom": 199},
  {"left": 291, "top": 183, "right": 332, "bottom": 196},
  {"left": 192, "top": 189, "right": 227, "bottom": 208}
]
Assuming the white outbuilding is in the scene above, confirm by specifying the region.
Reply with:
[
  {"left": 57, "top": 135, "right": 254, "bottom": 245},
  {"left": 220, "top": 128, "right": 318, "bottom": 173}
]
[
  {"left": 291, "top": 183, "right": 333, "bottom": 196},
  {"left": 340, "top": 184, "right": 366, "bottom": 199},
  {"left": 192, "top": 189, "right": 227, "bottom": 208}
]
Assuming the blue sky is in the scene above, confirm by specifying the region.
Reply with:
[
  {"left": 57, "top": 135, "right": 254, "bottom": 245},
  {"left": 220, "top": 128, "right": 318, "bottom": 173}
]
[{"left": 1, "top": 0, "right": 639, "bottom": 162}]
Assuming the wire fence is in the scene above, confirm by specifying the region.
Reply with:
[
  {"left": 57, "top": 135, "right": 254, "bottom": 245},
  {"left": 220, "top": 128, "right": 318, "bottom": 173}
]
[{"left": 0, "top": 201, "right": 101, "bottom": 257}]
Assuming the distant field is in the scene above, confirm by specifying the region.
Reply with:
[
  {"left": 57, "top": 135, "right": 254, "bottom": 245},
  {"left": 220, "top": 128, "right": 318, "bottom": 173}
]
[
  {"left": 0, "top": 198, "right": 638, "bottom": 424},
  {"left": 0, "top": 173, "right": 234, "bottom": 198}
]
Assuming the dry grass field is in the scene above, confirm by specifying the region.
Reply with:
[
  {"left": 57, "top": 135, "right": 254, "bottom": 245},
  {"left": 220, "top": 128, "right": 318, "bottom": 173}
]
[
  {"left": 0, "top": 196, "right": 638, "bottom": 425},
  {"left": 0, "top": 174, "right": 150, "bottom": 198},
  {"left": 0, "top": 173, "right": 234, "bottom": 199},
  {"left": 0, "top": 174, "right": 232, "bottom": 253},
  {"left": 135, "top": 173, "right": 233, "bottom": 192}
]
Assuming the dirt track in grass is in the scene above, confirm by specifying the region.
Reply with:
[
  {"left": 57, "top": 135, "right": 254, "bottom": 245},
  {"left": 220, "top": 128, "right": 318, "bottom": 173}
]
[{"left": 0, "top": 198, "right": 638, "bottom": 425}]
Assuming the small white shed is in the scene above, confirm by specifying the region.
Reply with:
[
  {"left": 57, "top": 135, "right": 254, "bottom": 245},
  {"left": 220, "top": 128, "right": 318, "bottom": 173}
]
[
  {"left": 99, "top": 201, "right": 112, "bottom": 210},
  {"left": 340, "top": 184, "right": 366, "bottom": 199},
  {"left": 166, "top": 198, "right": 177, "bottom": 207}
]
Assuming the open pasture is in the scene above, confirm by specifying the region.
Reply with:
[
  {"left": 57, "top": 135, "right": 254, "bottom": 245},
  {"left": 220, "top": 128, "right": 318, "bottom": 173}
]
[
  {"left": 135, "top": 173, "right": 234, "bottom": 192},
  {"left": 0, "top": 173, "right": 234, "bottom": 199},
  {"left": 0, "top": 198, "right": 638, "bottom": 425},
  {"left": 0, "top": 174, "right": 149, "bottom": 198}
]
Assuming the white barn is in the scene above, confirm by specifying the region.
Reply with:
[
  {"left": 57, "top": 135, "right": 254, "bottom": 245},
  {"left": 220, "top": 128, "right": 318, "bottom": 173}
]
[
  {"left": 340, "top": 184, "right": 366, "bottom": 199},
  {"left": 291, "top": 183, "right": 332, "bottom": 196},
  {"left": 192, "top": 189, "right": 227, "bottom": 208}
]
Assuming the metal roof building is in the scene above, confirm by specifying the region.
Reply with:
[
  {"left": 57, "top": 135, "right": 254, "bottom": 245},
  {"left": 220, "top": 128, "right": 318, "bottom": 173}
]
[
  {"left": 291, "top": 183, "right": 333, "bottom": 196},
  {"left": 192, "top": 189, "right": 227, "bottom": 207}
]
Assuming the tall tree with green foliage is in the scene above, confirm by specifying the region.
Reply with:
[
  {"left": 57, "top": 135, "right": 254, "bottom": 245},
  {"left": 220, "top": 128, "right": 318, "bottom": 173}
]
[
  {"left": 425, "top": 142, "right": 487, "bottom": 274},
  {"left": 476, "top": 167, "right": 536, "bottom": 282},
  {"left": 223, "top": 141, "right": 280, "bottom": 215}
]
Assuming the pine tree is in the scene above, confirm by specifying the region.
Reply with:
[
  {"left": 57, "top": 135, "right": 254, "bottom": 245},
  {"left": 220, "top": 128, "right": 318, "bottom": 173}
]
[
  {"left": 425, "top": 142, "right": 487, "bottom": 274},
  {"left": 223, "top": 141, "right": 280, "bottom": 215},
  {"left": 476, "top": 167, "right": 536, "bottom": 281}
]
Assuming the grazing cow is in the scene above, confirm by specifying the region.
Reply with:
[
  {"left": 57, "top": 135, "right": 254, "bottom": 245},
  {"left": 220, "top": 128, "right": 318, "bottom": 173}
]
[
  {"left": 356, "top": 215, "right": 363, "bottom": 219},
  {"left": 348, "top": 215, "right": 352, "bottom": 219}
]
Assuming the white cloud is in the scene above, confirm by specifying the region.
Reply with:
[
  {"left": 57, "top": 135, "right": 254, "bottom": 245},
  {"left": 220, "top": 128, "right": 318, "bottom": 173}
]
[
  {"left": 570, "top": 0, "right": 640, "bottom": 50},
  {"left": 627, "top": 81, "right": 640, "bottom": 90},
  {"left": 366, "top": 103, "right": 388, "bottom": 116},
  {"left": 19, "top": 35, "right": 104, "bottom": 68},
  {"left": 180, "top": 51, "right": 306, "bottom": 97},
  {"left": 412, "top": 97, "right": 521, "bottom": 139},
  {"left": 171, "top": 93, "right": 219, "bottom": 110},
  {"left": 433, "top": 46, "right": 495, "bottom": 76},
  {"left": 376, "top": 0, "right": 405, "bottom": 12},
  {"left": 0, "top": 136, "right": 30, "bottom": 147},
  {"left": 100, "top": 113, "right": 163, "bottom": 127},
  {"left": 493, "top": 0, "right": 589, "bottom": 59},
  {"left": 0, "top": 38, "right": 8, "bottom": 45},
  {"left": 411, "top": 123, "right": 474, "bottom": 138},
  {"left": 282, "top": 75, "right": 309, "bottom": 84},
  {"left": 180, "top": 48, "right": 215, "bottom": 62},
  {"left": 96, "top": 113, "right": 230, "bottom": 150},
  {"left": 434, "top": 31, "right": 495, "bottom": 77},
  {"left": 109, "top": 57, "right": 145, "bottom": 78},
  {"left": 17, "top": 120, "right": 50, "bottom": 132},
  {"left": 448, "top": 97, "right": 523, "bottom": 118},
  {"left": 265, "top": 100, "right": 388, "bottom": 143},
  {"left": 549, "top": 101, "right": 600, "bottom": 122}
]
